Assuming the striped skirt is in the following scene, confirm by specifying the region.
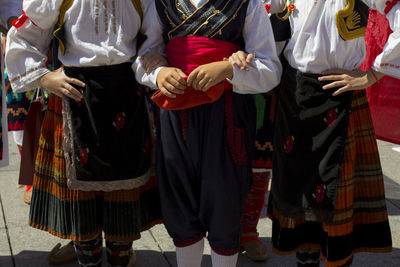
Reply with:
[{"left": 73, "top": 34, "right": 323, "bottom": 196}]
[
  {"left": 268, "top": 90, "right": 392, "bottom": 266},
  {"left": 29, "top": 95, "right": 161, "bottom": 242}
]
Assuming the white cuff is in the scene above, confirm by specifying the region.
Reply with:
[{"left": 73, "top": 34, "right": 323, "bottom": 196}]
[
  {"left": 10, "top": 68, "right": 49, "bottom": 93},
  {"left": 372, "top": 62, "right": 400, "bottom": 79},
  {"left": 227, "top": 64, "right": 244, "bottom": 88}
]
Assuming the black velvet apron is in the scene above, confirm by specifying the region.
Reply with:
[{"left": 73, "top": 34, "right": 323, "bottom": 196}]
[
  {"left": 63, "top": 63, "right": 151, "bottom": 182},
  {"left": 271, "top": 60, "right": 353, "bottom": 222}
]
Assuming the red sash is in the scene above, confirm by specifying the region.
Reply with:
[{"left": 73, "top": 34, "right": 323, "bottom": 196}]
[{"left": 151, "top": 36, "right": 240, "bottom": 110}]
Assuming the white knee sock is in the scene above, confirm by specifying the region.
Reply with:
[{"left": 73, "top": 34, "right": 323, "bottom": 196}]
[
  {"left": 211, "top": 249, "right": 238, "bottom": 267},
  {"left": 176, "top": 239, "right": 204, "bottom": 267}
]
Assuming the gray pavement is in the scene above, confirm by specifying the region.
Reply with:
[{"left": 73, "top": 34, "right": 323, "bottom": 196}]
[{"left": 0, "top": 132, "right": 399, "bottom": 267}]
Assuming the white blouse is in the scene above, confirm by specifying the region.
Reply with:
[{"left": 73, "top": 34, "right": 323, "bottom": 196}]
[
  {"left": 6, "top": 0, "right": 159, "bottom": 92},
  {"left": 133, "top": 0, "right": 283, "bottom": 94},
  {"left": 268, "top": 0, "right": 400, "bottom": 78}
]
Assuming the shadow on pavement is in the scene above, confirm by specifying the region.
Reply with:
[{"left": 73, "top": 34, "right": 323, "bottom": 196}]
[
  {"left": 384, "top": 175, "right": 400, "bottom": 210},
  {"left": 0, "top": 250, "right": 170, "bottom": 267},
  {"left": 0, "top": 251, "right": 78, "bottom": 267},
  {"left": 1, "top": 243, "right": 399, "bottom": 267},
  {"left": 257, "top": 238, "right": 400, "bottom": 267},
  {"left": 352, "top": 247, "right": 400, "bottom": 267},
  {"left": 387, "top": 199, "right": 400, "bottom": 216}
]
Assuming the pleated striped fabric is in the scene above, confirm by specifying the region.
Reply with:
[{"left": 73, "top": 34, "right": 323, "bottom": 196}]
[
  {"left": 268, "top": 90, "right": 392, "bottom": 267},
  {"left": 29, "top": 95, "right": 162, "bottom": 242}
]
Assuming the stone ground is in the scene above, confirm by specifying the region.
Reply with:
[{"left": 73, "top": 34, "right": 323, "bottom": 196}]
[{"left": 1, "top": 132, "right": 399, "bottom": 267}]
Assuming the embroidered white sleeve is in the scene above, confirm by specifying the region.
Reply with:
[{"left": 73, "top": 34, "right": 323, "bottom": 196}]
[
  {"left": 5, "top": 0, "right": 62, "bottom": 92},
  {"left": 230, "top": 0, "right": 282, "bottom": 94},
  {"left": 373, "top": 3, "right": 400, "bottom": 78},
  {"left": 23, "top": 0, "right": 62, "bottom": 28},
  {"left": 132, "top": 0, "right": 166, "bottom": 90}
]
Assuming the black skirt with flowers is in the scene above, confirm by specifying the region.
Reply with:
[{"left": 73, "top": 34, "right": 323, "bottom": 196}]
[
  {"left": 271, "top": 61, "right": 353, "bottom": 223},
  {"left": 64, "top": 63, "right": 151, "bottom": 182}
]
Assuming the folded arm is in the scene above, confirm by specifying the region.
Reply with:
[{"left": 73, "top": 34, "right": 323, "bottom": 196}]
[
  {"left": 228, "top": 0, "right": 282, "bottom": 94},
  {"left": 132, "top": 0, "right": 166, "bottom": 90},
  {"left": 371, "top": 2, "right": 400, "bottom": 79}
]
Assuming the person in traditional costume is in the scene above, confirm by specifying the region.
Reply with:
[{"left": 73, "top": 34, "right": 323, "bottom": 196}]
[
  {"left": 6, "top": 1, "right": 163, "bottom": 266},
  {"left": 238, "top": 6, "right": 289, "bottom": 262},
  {"left": 0, "top": 0, "right": 25, "bottom": 160},
  {"left": 140, "top": 59, "right": 277, "bottom": 264},
  {"left": 240, "top": 87, "right": 278, "bottom": 262},
  {"left": 360, "top": 8, "right": 400, "bottom": 146},
  {"left": 134, "top": 0, "right": 282, "bottom": 266},
  {"left": 229, "top": 0, "right": 399, "bottom": 266},
  {"left": 1, "top": 0, "right": 37, "bottom": 204},
  {"left": 0, "top": 0, "right": 22, "bottom": 168}
]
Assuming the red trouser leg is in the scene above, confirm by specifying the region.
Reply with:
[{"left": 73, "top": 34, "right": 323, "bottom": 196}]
[
  {"left": 18, "top": 145, "right": 32, "bottom": 192},
  {"left": 241, "top": 171, "right": 271, "bottom": 244}
]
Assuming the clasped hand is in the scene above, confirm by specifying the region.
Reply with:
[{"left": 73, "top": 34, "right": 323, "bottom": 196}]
[{"left": 156, "top": 61, "right": 234, "bottom": 98}]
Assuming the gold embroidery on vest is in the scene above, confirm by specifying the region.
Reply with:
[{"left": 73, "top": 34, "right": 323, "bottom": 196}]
[
  {"left": 209, "top": 0, "right": 247, "bottom": 38},
  {"left": 53, "top": 0, "right": 74, "bottom": 55},
  {"left": 336, "top": 0, "right": 365, "bottom": 40},
  {"left": 167, "top": 0, "right": 247, "bottom": 39},
  {"left": 176, "top": 0, "right": 188, "bottom": 19},
  {"left": 192, "top": 0, "right": 232, "bottom": 36}
]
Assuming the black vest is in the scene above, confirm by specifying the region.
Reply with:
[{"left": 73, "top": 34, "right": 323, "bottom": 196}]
[{"left": 155, "top": 0, "right": 249, "bottom": 48}]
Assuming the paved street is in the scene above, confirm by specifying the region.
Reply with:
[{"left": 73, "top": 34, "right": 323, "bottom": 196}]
[{"left": 1, "top": 132, "right": 400, "bottom": 267}]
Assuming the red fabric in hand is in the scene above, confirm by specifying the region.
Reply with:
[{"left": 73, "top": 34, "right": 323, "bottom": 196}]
[{"left": 151, "top": 36, "right": 240, "bottom": 110}]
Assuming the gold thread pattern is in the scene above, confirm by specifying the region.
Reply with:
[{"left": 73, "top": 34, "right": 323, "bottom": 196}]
[
  {"left": 52, "top": 0, "right": 74, "bottom": 55},
  {"left": 165, "top": 0, "right": 246, "bottom": 40},
  {"left": 336, "top": 0, "right": 366, "bottom": 40},
  {"left": 210, "top": 0, "right": 247, "bottom": 38}
]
